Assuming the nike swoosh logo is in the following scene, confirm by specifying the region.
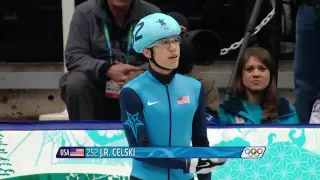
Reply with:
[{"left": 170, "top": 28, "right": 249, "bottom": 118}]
[
  {"left": 147, "top": 101, "right": 159, "bottom": 106},
  {"left": 197, "top": 162, "right": 210, "bottom": 168}
]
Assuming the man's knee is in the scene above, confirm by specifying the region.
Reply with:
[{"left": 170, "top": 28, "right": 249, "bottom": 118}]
[{"left": 60, "top": 71, "right": 93, "bottom": 97}]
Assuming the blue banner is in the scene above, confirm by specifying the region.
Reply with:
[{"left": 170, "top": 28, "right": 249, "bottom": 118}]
[
  {"left": 56, "top": 146, "right": 266, "bottom": 158},
  {"left": 0, "top": 122, "right": 319, "bottom": 180}
]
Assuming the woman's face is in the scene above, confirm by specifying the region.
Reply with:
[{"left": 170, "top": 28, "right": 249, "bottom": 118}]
[{"left": 242, "top": 56, "right": 270, "bottom": 92}]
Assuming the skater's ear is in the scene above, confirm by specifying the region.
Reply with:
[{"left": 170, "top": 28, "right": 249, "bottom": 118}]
[{"left": 142, "top": 48, "right": 152, "bottom": 59}]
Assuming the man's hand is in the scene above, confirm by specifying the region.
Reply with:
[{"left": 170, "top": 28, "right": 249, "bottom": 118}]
[
  {"left": 188, "top": 158, "right": 227, "bottom": 174},
  {"left": 106, "top": 61, "right": 141, "bottom": 86}
]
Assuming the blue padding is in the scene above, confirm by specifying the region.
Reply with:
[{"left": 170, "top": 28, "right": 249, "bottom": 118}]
[
  {"left": 0, "top": 121, "right": 123, "bottom": 131},
  {"left": 0, "top": 121, "right": 317, "bottom": 130}
]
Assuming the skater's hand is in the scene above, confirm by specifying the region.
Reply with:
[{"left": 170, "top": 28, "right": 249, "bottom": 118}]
[
  {"left": 106, "top": 61, "right": 141, "bottom": 86},
  {"left": 186, "top": 158, "right": 227, "bottom": 174}
]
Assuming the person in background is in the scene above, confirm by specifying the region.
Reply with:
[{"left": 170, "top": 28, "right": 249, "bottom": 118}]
[
  {"left": 219, "top": 46, "right": 299, "bottom": 125},
  {"left": 309, "top": 93, "right": 320, "bottom": 124},
  {"left": 167, "top": 12, "right": 220, "bottom": 125},
  {"left": 166, "top": 12, "right": 189, "bottom": 33},
  {"left": 294, "top": 0, "right": 320, "bottom": 124},
  {"left": 120, "top": 13, "right": 225, "bottom": 180},
  {"left": 59, "top": 0, "right": 160, "bottom": 121}
]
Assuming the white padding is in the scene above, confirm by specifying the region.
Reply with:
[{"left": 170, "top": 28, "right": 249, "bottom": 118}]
[{"left": 39, "top": 109, "right": 69, "bottom": 121}]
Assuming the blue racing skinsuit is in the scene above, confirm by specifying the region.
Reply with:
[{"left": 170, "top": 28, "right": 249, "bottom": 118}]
[{"left": 120, "top": 67, "right": 210, "bottom": 180}]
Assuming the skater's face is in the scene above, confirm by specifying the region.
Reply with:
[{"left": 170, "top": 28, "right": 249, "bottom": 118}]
[{"left": 143, "top": 36, "right": 181, "bottom": 70}]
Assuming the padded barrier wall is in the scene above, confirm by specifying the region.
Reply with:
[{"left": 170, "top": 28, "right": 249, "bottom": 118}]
[{"left": 0, "top": 122, "right": 319, "bottom": 180}]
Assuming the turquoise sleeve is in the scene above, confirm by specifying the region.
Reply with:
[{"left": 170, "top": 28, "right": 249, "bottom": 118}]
[
  {"left": 219, "top": 107, "right": 232, "bottom": 125},
  {"left": 287, "top": 105, "right": 300, "bottom": 124}
]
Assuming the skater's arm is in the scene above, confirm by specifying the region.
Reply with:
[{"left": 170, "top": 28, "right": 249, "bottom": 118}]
[
  {"left": 120, "top": 87, "right": 189, "bottom": 170},
  {"left": 192, "top": 85, "right": 211, "bottom": 180},
  {"left": 192, "top": 85, "right": 210, "bottom": 147}
]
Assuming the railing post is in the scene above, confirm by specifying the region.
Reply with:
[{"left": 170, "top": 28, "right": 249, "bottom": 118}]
[
  {"left": 61, "top": 0, "right": 75, "bottom": 73},
  {"left": 274, "top": 0, "right": 282, "bottom": 86}
]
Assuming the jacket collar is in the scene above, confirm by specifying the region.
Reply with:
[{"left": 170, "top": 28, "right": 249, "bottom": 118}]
[
  {"left": 148, "top": 66, "right": 175, "bottom": 85},
  {"left": 93, "top": 0, "right": 144, "bottom": 25},
  {"left": 220, "top": 97, "right": 293, "bottom": 118}
]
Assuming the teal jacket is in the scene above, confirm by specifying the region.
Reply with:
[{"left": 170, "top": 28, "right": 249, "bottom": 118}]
[{"left": 219, "top": 97, "right": 300, "bottom": 125}]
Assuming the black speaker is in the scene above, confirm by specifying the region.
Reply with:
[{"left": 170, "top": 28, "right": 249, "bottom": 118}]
[
  {"left": 177, "top": 29, "right": 221, "bottom": 74},
  {"left": 75, "top": 0, "right": 88, "bottom": 6}
]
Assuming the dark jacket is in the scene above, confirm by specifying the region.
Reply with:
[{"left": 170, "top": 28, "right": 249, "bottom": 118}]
[{"left": 64, "top": 0, "right": 160, "bottom": 82}]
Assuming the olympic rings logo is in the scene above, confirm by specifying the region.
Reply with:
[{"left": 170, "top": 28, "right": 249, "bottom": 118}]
[{"left": 244, "top": 148, "right": 264, "bottom": 157}]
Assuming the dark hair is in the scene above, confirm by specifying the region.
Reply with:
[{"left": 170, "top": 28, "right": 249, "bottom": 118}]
[{"left": 232, "top": 46, "right": 278, "bottom": 121}]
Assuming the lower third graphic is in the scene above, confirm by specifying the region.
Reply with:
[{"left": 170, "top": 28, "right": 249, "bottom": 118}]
[{"left": 241, "top": 146, "right": 266, "bottom": 158}]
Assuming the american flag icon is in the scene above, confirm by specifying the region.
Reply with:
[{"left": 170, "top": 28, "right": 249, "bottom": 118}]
[
  {"left": 70, "top": 148, "right": 85, "bottom": 157},
  {"left": 177, "top": 96, "right": 190, "bottom": 104}
]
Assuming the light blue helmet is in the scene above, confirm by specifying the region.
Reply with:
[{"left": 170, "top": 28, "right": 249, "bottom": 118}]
[{"left": 132, "top": 13, "right": 181, "bottom": 53}]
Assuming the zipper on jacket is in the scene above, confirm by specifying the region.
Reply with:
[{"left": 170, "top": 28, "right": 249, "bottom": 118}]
[{"left": 166, "top": 85, "right": 172, "bottom": 180}]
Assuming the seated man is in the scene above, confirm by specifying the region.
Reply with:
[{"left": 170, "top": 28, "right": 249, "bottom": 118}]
[
  {"left": 294, "top": 0, "right": 320, "bottom": 123},
  {"left": 167, "top": 12, "right": 220, "bottom": 125},
  {"left": 60, "top": 0, "right": 160, "bottom": 120}
]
